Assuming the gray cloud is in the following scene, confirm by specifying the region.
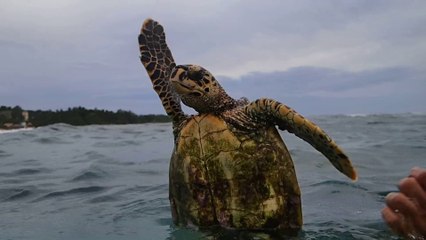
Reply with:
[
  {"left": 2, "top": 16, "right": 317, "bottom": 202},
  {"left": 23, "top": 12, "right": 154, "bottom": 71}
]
[
  {"left": 0, "top": 0, "right": 425, "bottom": 115},
  {"left": 218, "top": 66, "right": 425, "bottom": 115}
]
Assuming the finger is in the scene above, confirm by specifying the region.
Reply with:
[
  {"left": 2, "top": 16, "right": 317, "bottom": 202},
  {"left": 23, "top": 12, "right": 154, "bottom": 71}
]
[
  {"left": 381, "top": 207, "right": 404, "bottom": 235},
  {"left": 398, "top": 177, "right": 426, "bottom": 209},
  {"left": 409, "top": 167, "right": 426, "bottom": 191},
  {"left": 385, "top": 192, "right": 418, "bottom": 217},
  {"left": 413, "top": 218, "right": 426, "bottom": 236}
]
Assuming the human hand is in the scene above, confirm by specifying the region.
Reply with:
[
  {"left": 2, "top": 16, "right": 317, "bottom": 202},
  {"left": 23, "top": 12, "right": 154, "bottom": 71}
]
[{"left": 382, "top": 167, "right": 426, "bottom": 239}]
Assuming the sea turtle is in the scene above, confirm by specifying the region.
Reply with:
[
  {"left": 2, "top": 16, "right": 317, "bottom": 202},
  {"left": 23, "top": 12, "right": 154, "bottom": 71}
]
[{"left": 138, "top": 18, "right": 357, "bottom": 232}]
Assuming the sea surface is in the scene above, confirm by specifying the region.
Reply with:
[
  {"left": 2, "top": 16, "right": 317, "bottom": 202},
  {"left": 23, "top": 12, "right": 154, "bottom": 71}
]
[{"left": 0, "top": 114, "right": 425, "bottom": 240}]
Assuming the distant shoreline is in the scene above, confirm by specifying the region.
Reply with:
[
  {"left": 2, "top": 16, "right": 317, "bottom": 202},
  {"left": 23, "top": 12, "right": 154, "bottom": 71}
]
[{"left": 0, "top": 105, "right": 171, "bottom": 128}]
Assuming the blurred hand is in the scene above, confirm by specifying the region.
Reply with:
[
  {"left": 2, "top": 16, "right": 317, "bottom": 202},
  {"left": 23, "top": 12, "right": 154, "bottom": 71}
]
[{"left": 381, "top": 167, "right": 426, "bottom": 238}]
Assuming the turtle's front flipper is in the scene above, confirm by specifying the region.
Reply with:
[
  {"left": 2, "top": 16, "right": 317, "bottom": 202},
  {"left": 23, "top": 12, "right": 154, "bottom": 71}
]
[
  {"left": 244, "top": 98, "right": 357, "bottom": 181},
  {"left": 138, "top": 19, "right": 186, "bottom": 127}
]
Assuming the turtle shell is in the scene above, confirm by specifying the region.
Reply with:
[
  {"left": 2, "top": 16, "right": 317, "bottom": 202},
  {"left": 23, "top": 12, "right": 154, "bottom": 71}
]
[{"left": 169, "top": 114, "right": 302, "bottom": 231}]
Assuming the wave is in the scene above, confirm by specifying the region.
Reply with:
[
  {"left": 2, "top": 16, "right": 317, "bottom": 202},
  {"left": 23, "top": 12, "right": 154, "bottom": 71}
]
[
  {"left": 309, "top": 180, "right": 368, "bottom": 191},
  {"left": 13, "top": 168, "right": 51, "bottom": 175},
  {"left": 88, "top": 195, "right": 121, "bottom": 204},
  {"left": 38, "top": 123, "right": 77, "bottom": 132},
  {"left": 3, "top": 189, "right": 33, "bottom": 201},
  {"left": 32, "top": 136, "right": 71, "bottom": 144},
  {"left": 343, "top": 112, "right": 426, "bottom": 118},
  {"left": 70, "top": 170, "right": 107, "bottom": 182},
  {"left": 36, "top": 186, "right": 107, "bottom": 201},
  {"left": 0, "top": 150, "right": 13, "bottom": 157}
]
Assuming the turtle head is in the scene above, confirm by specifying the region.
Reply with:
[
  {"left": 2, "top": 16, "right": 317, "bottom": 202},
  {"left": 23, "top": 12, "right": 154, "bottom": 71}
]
[{"left": 171, "top": 64, "right": 236, "bottom": 113}]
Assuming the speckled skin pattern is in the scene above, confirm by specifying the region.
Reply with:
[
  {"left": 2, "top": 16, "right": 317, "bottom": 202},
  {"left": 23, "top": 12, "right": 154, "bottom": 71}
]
[
  {"left": 138, "top": 18, "right": 357, "bottom": 232},
  {"left": 138, "top": 19, "right": 186, "bottom": 129}
]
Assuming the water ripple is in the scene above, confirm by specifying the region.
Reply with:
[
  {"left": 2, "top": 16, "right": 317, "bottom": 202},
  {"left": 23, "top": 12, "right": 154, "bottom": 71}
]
[
  {"left": 309, "top": 180, "right": 368, "bottom": 191},
  {"left": 70, "top": 171, "right": 105, "bottom": 182},
  {"left": 0, "top": 150, "right": 12, "bottom": 157},
  {"left": 33, "top": 137, "right": 70, "bottom": 144},
  {"left": 36, "top": 186, "right": 107, "bottom": 201},
  {"left": 1, "top": 188, "right": 35, "bottom": 201},
  {"left": 114, "top": 196, "right": 170, "bottom": 222},
  {"left": 13, "top": 168, "right": 51, "bottom": 175},
  {"left": 4, "top": 189, "right": 33, "bottom": 201},
  {"left": 88, "top": 195, "right": 121, "bottom": 204}
]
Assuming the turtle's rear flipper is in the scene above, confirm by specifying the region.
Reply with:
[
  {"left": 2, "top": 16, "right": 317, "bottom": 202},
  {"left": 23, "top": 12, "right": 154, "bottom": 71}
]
[{"left": 244, "top": 98, "right": 357, "bottom": 181}]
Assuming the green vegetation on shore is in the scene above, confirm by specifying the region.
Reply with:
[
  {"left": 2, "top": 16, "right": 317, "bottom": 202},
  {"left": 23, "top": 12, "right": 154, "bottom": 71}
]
[{"left": 0, "top": 105, "right": 170, "bottom": 128}]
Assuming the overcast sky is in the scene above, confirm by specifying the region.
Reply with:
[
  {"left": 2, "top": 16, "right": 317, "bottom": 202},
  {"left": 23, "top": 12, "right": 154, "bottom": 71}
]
[{"left": 1, "top": 0, "right": 425, "bottom": 115}]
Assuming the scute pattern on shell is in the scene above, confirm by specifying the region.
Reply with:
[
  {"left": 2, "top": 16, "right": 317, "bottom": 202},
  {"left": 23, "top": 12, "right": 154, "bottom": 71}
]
[{"left": 169, "top": 114, "right": 302, "bottom": 231}]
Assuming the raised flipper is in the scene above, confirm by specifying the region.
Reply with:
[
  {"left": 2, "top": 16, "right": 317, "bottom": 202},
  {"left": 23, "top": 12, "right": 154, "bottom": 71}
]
[
  {"left": 138, "top": 19, "right": 186, "bottom": 128},
  {"left": 244, "top": 98, "right": 357, "bottom": 181}
]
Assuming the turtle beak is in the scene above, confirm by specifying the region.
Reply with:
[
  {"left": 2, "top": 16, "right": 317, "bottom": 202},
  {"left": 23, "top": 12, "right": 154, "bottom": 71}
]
[
  {"left": 170, "top": 67, "right": 192, "bottom": 94},
  {"left": 170, "top": 64, "right": 205, "bottom": 96}
]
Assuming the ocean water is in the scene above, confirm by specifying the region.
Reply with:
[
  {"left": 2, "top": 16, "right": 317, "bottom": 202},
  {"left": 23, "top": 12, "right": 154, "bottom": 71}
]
[{"left": 0, "top": 114, "right": 425, "bottom": 240}]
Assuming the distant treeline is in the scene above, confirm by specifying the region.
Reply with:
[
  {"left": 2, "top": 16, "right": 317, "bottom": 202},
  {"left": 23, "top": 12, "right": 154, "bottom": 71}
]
[{"left": 0, "top": 105, "right": 170, "bottom": 127}]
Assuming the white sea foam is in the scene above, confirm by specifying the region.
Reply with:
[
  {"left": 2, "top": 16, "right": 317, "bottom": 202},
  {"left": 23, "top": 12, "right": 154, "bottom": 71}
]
[{"left": 0, "top": 128, "right": 34, "bottom": 134}]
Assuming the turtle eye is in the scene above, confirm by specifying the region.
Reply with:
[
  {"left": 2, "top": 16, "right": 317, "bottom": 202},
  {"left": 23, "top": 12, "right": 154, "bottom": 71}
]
[
  {"left": 178, "top": 71, "right": 186, "bottom": 81},
  {"left": 187, "top": 70, "right": 204, "bottom": 81}
]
